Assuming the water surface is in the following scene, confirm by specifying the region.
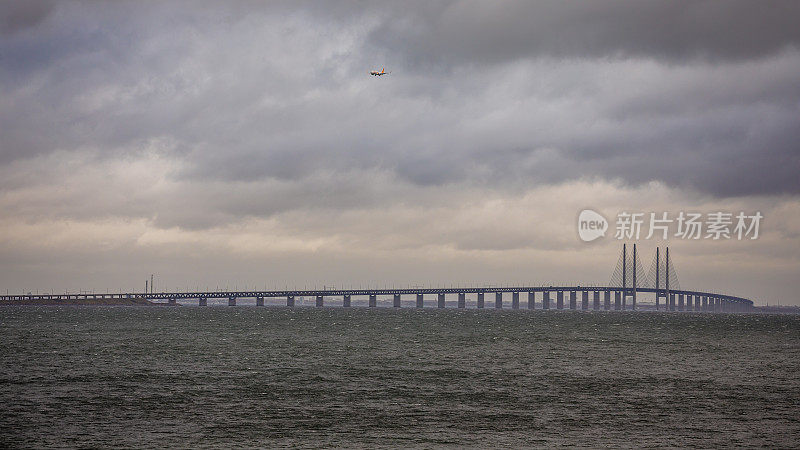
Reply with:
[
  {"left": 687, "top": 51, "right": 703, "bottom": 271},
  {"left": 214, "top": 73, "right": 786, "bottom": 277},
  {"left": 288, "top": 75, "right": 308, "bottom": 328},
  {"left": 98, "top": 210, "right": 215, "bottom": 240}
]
[{"left": 1, "top": 307, "right": 798, "bottom": 447}]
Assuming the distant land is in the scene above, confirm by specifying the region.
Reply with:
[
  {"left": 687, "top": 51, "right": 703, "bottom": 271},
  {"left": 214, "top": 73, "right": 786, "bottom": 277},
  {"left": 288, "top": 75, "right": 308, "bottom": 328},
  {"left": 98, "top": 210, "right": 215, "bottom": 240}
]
[{"left": 755, "top": 305, "right": 800, "bottom": 314}]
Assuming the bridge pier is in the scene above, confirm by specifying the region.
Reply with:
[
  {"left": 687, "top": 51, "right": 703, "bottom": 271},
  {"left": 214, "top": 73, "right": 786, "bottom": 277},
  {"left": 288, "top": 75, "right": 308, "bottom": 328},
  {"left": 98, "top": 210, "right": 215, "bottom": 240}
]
[
  {"left": 316, "top": 295, "right": 324, "bottom": 307},
  {"left": 477, "top": 292, "right": 485, "bottom": 309},
  {"left": 701, "top": 296, "right": 708, "bottom": 311},
  {"left": 669, "top": 294, "right": 675, "bottom": 311},
  {"left": 622, "top": 292, "right": 626, "bottom": 310},
  {"left": 168, "top": 297, "right": 177, "bottom": 305},
  {"left": 582, "top": 291, "right": 589, "bottom": 310},
  {"left": 685, "top": 295, "right": 692, "bottom": 311},
  {"left": 343, "top": 295, "right": 351, "bottom": 307},
  {"left": 512, "top": 292, "right": 519, "bottom": 309},
  {"left": 569, "top": 291, "right": 577, "bottom": 310},
  {"left": 543, "top": 291, "right": 550, "bottom": 310},
  {"left": 495, "top": 292, "right": 503, "bottom": 309},
  {"left": 438, "top": 293, "right": 446, "bottom": 309},
  {"left": 557, "top": 291, "right": 564, "bottom": 310},
  {"left": 528, "top": 292, "right": 535, "bottom": 309},
  {"left": 417, "top": 293, "right": 424, "bottom": 308},
  {"left": 695, "top": 295, "right": 700, "bottom": 310},
  {"left": 287, "top": 295, "right": 295, "bottom": 307},
  {"left": 369, "top": 294, "right": 377, "bottom": 308},
  {"left": 678, "top": 294, "right": 684, "bottom": 311},
  {"left": 604, "top": 290, "right": 611, "bottom": 310},
  {"left": 228, "top": 297, "right": 236, "bottom": 306},
  {"left": 198, "top": 297, "right": 207, "bottom": 306},
  {"left": 614, "top": 291, "right": 621, "bottom": 310},
  {"left": 394, "top": 294, "right": 401, "bottom": 308},
  {"left": 458, "top": 293, "right": 466, "bottom": 308},
  {"left": 256, "top": 296, "right": 264, "bottom": 306},
  {"left": 593, "top": 291, "right": 600, "bottom": 310}
]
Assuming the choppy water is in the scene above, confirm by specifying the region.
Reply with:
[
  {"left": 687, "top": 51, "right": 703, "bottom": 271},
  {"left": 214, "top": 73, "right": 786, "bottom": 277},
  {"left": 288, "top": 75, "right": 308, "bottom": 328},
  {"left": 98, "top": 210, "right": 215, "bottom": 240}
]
[{"left": 1, "top": 306, "right": 799, "bottom": 448}]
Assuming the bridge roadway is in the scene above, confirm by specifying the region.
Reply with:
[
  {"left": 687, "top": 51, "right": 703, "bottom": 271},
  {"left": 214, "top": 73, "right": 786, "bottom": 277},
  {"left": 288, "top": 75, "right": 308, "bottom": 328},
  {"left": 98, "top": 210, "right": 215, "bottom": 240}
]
[{"left": 0, "top": 286, "right": 754, "bottom": 312}]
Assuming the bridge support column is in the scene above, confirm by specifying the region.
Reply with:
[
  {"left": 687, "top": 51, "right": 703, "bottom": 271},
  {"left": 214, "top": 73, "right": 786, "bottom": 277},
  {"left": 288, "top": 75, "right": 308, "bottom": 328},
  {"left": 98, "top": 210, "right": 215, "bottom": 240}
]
[
  {"left": 695, "top": 295, "right": 700, "bottom": 310},
  {"left": 669, "top": 294, "right": 675, "bottom": 311},
  {"left": 394, "top": 294, "right": 401, "bottom": 308},
  {"left": 543, "top": 291, "right": 550, "bottom": 310},
  {"left": 256, "top": 296, "right": 264, "bottom": 306},
  {"left": 458, "top": 293, "right": 465, "bottom": 308},
  {"left": 557, "top": 291, "right": 564, "bottom": 310},
  {"left": 477, "top": 292, "right": 484, "bottom": 309},
  {"left": 343, "top": 295, "right": 351, "bottom": 307},
  {"left": 604, "top": 290, "right": 611, "bottom": 310},
  {"left": 569, "top": 291, "right": 577, "bottom": 310},
  {"left": 416, "top": 294, "right": 424, "bottom": 308},
  {"left": 715, "top": 298, "right": 721, "bottom": 312},
  {"left": 614, "top": 291, "right": 621, "bottom": 310},
  {"left": 656, "top": 293, "right": 660, "bottom": 311},
  {"left": 685, "top": 295, "right": 692, "bottom": 311},
  {"left": 512, "top": 292, "right": 519, "bottom": 309},
  {"left": 581, "top": 291, "right": 588, "bottom": 310},
  {"left": 228, "top": 297, "right": 236, "bottom": 306},
  {"left": 199, "top": 297, "right": 207, "bottom": 306},
  {"left": 287, "top": 295, "right": 295, "bottom": 307},
  {"left": 369, "top": 294, "right": 377, "bottom": 308},
  {"left": 528, "top": 292, "right": 535, "bottom": 309},
  {"left": 593, "top": 291, "right": 600, "bottom": 310},
  {"left": 678, "top": 294, "right": 684, "bottom": 311},
  {"left": 438, "top": 293, "right": 445, "bottom": 309},
  {"left": 316, "top": 295, "right": 324, "bottom": 307},
  {"left": 495, "top": 292, "right": 503, "bottom": 309},
  {"left": 168, "top": 297, "right": 177, "bottom": 305},
  {"left": 701, "top": 296, "right": 707, "bottom": 311}
]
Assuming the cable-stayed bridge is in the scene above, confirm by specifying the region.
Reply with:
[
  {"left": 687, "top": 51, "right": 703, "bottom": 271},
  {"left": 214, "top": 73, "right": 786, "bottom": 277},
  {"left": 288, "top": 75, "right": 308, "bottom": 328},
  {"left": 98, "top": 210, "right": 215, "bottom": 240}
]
[{"left": 0, "top": 245, "right": 754, "bottom": 312}]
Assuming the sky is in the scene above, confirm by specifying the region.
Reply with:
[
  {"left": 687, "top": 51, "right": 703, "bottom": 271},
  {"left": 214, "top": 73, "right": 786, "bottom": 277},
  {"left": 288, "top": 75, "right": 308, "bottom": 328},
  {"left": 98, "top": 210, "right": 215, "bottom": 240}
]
[{"left": 1, "top": 1, "right": 799, "bottom": 304}]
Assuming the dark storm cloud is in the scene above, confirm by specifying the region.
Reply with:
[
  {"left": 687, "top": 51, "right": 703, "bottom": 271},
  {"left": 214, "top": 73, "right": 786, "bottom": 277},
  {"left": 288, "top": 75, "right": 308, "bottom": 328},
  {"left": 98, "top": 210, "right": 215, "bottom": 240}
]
[
  {"left": 365, "top": 0, "right": 800, "bottom": 67},
  {"left": 0, "top": 0, "right": 54, "bottom": 36}
]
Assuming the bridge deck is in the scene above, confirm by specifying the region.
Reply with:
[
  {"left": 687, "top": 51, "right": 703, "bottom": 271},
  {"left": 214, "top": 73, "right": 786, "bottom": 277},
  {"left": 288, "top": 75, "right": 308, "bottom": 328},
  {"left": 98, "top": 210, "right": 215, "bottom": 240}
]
[{"left": 0, "top": 286, "right": 753, "bottom": 305}]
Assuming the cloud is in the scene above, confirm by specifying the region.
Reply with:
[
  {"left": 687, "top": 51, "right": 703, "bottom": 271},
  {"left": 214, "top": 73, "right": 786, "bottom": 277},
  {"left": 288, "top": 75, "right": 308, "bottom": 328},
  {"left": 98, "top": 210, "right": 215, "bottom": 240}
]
[
  {"left": 365, "top": 0, "right": 800, "bottom": 67},
  {"left": 0, "top": 0, "right": 54, "bottom": 36}
]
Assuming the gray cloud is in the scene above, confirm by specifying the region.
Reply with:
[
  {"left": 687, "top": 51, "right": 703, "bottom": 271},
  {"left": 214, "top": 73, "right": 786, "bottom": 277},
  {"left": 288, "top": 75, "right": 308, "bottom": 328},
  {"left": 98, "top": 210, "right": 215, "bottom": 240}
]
[
  {"left": 0, "top": 0, "right": 54, "bottom": 36},
  {"left": 366, "top": 0, "right": 800, "bottom": 67}
]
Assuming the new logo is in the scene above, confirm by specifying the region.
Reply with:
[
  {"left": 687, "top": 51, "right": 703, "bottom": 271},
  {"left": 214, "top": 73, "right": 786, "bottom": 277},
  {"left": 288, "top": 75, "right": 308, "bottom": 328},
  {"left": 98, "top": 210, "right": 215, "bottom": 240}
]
[{"left": 578, "top": 209, "right": 608, "bottom": 242}]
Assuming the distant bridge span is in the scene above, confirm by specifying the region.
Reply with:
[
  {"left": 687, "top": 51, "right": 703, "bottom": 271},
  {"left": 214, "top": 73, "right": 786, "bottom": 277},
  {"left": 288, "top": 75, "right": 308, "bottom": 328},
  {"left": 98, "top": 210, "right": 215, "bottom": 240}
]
[
  {"left": 0, "top": 245, "right": 755, "bottom": 312},
  {"left": 0, "top": 286, "right": 753, "bottom": 312}
]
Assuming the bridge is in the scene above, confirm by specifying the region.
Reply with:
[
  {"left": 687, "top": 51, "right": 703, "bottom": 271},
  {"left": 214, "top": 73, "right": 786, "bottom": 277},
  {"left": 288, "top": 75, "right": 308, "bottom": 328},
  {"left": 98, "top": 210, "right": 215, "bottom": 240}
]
[{"left": 0, "top": 245, "right": 754, "bottom": 312}]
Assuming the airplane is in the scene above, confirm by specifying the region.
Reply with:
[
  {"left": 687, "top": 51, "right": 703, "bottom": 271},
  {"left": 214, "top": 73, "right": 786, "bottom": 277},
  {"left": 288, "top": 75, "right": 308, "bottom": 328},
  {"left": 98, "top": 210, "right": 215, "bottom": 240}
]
[{"left": 369, "top": 67, "right": 388, "bottom": 76}]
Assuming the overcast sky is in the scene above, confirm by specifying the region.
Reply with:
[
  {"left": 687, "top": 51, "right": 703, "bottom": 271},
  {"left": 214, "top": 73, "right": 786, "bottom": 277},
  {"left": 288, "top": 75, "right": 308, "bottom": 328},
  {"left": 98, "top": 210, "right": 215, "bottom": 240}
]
[{"left": 1, "top": 1, "right": 799, "bottom": 304}]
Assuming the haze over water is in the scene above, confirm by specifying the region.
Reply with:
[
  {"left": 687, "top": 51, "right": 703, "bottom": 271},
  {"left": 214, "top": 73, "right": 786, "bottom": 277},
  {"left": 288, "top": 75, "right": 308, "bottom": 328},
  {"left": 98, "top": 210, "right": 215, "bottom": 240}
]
[{"left": 1, "top": 306, "right": 798, "bottom": 447}]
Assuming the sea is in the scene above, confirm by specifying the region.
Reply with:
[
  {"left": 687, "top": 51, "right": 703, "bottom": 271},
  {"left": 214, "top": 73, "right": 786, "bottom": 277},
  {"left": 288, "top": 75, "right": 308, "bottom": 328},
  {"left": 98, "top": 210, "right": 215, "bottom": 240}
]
[{"left": 1, "top": 306, "right": 799, "bottom": 448}]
